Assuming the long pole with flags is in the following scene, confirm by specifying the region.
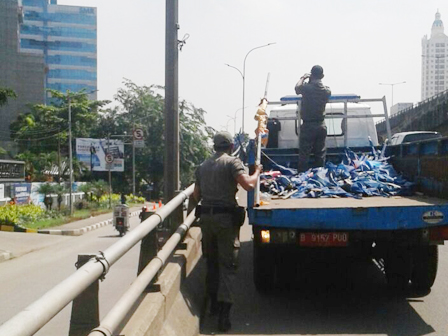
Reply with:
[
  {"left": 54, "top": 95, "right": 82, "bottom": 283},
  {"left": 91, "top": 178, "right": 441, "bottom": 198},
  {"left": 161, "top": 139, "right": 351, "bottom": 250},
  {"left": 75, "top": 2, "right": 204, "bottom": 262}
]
[{"left": 254, "top": 73, "right": 270, "bottom": 206}]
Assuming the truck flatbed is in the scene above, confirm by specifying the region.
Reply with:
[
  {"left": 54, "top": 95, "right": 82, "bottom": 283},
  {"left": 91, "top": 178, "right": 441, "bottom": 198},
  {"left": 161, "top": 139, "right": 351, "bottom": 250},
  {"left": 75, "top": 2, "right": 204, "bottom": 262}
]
[
  {"left": 250, "top": 195, "right": 448, "bottom": 230},
  {"left": 257, "top": 195, "right": 447, "bottom": 210}
]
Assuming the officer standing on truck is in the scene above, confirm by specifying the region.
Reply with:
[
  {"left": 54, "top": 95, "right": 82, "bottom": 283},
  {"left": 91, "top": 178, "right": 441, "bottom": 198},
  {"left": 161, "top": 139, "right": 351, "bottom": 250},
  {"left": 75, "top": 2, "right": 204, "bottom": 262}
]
[
  {"left": 193, "top": 131, "right": 262, "bottom": 332},
  {"left": 295, "top": 65, "right": 331, "bottom": 172}
]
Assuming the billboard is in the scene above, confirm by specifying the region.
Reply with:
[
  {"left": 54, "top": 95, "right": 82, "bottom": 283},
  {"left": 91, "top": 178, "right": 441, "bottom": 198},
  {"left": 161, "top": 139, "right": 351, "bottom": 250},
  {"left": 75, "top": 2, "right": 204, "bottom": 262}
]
[
  {"left": 13, "top": 183, "right": 31, "bottom": 205},
  {"left": 76, "top": 138, "right": 124, "bottom": 172}
]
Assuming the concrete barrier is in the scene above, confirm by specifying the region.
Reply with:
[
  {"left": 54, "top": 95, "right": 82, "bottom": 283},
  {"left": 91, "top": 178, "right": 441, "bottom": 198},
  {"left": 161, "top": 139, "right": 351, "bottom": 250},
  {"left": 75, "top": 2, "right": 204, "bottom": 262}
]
[{"left": 118, "top": 226, "right": 205, "bottom": 336}]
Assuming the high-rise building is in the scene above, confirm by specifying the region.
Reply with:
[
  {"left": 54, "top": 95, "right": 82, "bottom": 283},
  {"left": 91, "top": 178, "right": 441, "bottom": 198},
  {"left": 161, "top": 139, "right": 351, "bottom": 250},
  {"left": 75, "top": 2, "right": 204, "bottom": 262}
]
[
  {"left": 0, "top": 0, "right": 45, "bottom": 152},
  {"left": 390, "top": 102, "right": 413, "bottom": 116},
  {"left": 20, "top": 0, "right": 97, "bottom": 101},
  {"left": 421, "top": 10, "right": 448, "bottom": 101}
]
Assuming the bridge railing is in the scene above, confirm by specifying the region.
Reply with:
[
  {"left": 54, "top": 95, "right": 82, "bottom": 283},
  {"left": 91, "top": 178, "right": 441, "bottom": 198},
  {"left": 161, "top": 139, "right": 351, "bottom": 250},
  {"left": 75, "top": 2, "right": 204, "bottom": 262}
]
[
  {"left": 0, "top": 184, "right": 195, "bottom": 336},
  {"left": 376, "top": 89, "right": 448, "bottom": 132}
]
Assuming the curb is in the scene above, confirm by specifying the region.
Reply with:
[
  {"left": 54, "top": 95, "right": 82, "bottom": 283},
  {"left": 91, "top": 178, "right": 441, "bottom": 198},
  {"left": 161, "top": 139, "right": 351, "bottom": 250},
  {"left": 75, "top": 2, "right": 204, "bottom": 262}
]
[{"left": 0, "top": 210, "right": 141, "bottom": 236}]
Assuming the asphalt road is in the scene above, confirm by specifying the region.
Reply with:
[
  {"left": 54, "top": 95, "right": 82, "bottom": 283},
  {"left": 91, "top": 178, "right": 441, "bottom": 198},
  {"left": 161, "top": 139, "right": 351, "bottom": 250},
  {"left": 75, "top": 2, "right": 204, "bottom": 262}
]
[
  {"left": 3, "top": 193, "right": 448, "bottom": 336},
  {"left": 200, "top": 192, "right": 448, "bottom": 336},
  {"left": 0, "top": 215, "right": 142, "bottom": 335}
]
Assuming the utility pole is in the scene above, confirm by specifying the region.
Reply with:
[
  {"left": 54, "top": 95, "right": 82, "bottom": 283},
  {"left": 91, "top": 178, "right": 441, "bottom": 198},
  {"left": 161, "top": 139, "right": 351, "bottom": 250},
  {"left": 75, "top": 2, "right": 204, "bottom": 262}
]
[
  {"left": 132, "top": 127, "right": 136, "bottom": 195},
  {"left": 107, "top": 135, "right": 112, "bottom": 209},
  {"left": 57, "top": 132, "right": 61, "bottom": 183},
  {"left": 68, "top": 92, "right": 73, "bottom": 216},
  {"left": 164, "top": 0, "right": 179, "bottom": 204}
]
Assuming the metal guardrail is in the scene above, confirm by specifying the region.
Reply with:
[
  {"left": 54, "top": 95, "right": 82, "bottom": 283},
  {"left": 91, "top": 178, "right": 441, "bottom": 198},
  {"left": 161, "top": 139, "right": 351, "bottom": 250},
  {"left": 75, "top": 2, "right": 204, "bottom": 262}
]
[
  {"left": 375, "top": 89, "right": 448, "bottom": 126},
  {"left": 89, "top": 210, "right": 197, "bottom": 336},
  {"left": 0, "top": 184, "right": 195, "bottom": 336}
]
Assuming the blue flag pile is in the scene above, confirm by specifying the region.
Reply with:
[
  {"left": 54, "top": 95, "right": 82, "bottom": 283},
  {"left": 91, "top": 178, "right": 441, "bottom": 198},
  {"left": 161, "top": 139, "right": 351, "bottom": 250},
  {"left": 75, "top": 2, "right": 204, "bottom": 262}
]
[{"left": 260, "top": 148, "right": 414, "bottom": 199}]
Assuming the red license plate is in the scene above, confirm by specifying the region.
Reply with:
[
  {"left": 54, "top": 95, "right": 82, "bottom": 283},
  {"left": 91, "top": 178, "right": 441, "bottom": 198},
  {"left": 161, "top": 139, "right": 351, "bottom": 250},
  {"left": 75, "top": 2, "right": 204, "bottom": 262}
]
[{"left": 299, "top": 232, "right": 348, "bottom": 247}]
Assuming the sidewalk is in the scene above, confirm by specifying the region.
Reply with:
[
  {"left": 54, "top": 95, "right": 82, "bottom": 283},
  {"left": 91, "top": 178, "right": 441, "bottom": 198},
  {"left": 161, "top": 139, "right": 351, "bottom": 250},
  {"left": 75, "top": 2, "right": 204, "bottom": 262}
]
[{"left": 0, "top": 205, "right": 143, "bottom": 263}]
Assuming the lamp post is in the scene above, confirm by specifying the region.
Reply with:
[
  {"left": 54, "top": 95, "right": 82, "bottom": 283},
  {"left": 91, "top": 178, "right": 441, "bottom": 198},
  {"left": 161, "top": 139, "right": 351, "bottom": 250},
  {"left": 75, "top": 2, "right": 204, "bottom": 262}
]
[
  {"left": 379, "top": 81, "right": 406, "bottom": 109},
  {"left": 225, "top": 42, "right": 276, "bottom": 134},
  {"left": 225, "top": 116, "right": 235, "bottom": 133},
  {"left": 227, "top": 106, "right": 249, "bottom": 134}
]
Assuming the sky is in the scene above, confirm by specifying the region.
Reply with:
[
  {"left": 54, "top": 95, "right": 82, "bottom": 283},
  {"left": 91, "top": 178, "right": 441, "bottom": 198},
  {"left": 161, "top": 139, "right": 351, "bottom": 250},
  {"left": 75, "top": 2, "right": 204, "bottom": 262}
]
[{"left": 58, "top": 0, "right": 448, "bottom": 136}]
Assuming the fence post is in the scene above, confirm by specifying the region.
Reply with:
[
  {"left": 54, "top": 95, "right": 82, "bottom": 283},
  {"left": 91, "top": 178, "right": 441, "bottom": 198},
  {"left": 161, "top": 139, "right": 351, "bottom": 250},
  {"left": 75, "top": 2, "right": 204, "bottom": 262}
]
[
  {"left": 171, "top": 190, "right": 184, "bottom": 232},
  {"left": 137, "top": 211, "right": 158, "bottom": 279},
  {"left": 68, "top": 254, "right": 99, "bottom": 336}
]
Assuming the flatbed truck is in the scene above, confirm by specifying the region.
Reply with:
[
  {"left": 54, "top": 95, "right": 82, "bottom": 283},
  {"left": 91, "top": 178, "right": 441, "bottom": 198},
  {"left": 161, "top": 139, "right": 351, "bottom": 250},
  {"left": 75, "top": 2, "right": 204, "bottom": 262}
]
[{"left": 247, "top": 94, "right": 448, "bottom": 292}]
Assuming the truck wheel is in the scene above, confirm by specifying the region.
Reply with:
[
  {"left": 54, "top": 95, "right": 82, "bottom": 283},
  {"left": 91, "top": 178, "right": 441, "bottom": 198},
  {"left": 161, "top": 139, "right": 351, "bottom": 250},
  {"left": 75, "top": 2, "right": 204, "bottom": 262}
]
[
  {"left": 253, "top": 244, "right": 276, "bottom": 293},
  {"left": 411, "top": 245, "right": 438, "bottom": 291},
  {"left": 385, "top": 246, "right": 412, "bottom": 290}
]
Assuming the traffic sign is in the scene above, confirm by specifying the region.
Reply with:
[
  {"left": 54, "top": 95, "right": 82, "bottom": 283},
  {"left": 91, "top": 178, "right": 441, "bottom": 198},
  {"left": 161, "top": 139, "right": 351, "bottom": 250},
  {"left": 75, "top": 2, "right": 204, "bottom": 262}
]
[
  {"left": 134, "top": 140, "right": 145, "bottom": 148},
  {"left": 133, "top": 128, "right": 144, "bottom": 140},
  {"left": 105, "top": 153, "right": 114, "bottom": 164}
]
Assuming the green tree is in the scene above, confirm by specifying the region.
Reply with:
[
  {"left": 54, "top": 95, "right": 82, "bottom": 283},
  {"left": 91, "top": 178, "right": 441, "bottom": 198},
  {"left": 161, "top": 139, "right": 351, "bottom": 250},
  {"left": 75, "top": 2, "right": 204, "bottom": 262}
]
[
  {"left": 0, "top": 88, "right": 16, "bottom": 107},
  {"left": 38, "top": 183, "right": 55, "bottom": 210},
  {"left": 0, "top": 88, "right": 16, "bottom": 156},
  {"left": 90, "top": 180, "right": 109, "bottom": 202},
  {"left": 10, "top": 90, "right": 109, "bottom": 181},
  {"left": 93, "top": 80, "right": 213, "bottom": 198},
  {"left": 53, "top": 183, "right": 67, "bottom": 210}
]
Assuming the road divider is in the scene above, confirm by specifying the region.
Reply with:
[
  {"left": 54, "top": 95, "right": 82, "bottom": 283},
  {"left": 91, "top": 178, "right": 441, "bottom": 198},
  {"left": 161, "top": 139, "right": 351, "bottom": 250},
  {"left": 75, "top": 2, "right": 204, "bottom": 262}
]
[{"left": 0, "top": 210, "right": 141, "bottom": 236}]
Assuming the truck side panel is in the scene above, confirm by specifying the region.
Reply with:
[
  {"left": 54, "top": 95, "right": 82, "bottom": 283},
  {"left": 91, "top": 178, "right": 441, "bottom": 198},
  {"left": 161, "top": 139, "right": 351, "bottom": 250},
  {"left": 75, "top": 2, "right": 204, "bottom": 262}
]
[
  {"left": 250, "top": 203, "right": 447, "bottom": 230},
  {"left": 388, "top": 137, "right": 448, "bottom": 199}
]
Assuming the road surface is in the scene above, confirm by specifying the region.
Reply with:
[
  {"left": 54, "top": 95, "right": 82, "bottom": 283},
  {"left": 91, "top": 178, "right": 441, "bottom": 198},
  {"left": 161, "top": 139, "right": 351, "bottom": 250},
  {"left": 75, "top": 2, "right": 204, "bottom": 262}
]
[
  {"left": 200, "top": 192, "right": 448, "bottom": 336},
  {"left": 0, "top": 215, "right": 141, "bottom": 335}
]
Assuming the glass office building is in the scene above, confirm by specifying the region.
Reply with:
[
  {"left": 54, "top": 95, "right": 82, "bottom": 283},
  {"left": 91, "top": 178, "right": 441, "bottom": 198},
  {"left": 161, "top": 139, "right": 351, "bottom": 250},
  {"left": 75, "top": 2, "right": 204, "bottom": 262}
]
[{"left": 20, "top": 0, "right": 97, "bottom": 100}]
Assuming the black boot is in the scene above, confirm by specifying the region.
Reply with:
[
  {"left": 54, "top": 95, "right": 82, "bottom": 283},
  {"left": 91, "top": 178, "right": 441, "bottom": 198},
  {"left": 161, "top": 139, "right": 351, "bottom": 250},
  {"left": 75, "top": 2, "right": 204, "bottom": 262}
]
[
  {"left": 209, "top": 295, "right": 220, "bottom": 316},
  {"left": 218, "top": 302, "right": 232, "bottom": 332}
]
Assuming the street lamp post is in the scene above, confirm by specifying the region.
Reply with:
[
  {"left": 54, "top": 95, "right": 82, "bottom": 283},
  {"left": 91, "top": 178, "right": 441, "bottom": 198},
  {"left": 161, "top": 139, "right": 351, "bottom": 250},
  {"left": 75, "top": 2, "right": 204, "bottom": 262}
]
[
  {"left": 379, "top": 81, "right": 406, "bottom": 109},
  {"left": 228, "top": 106, "right": 249, "bottom": 134},
  {"left": 225, "top": 42, "right": 275, "bottom": 134},
  {"left": 225, "top": 116, "right": 234, "bottom": 133}
]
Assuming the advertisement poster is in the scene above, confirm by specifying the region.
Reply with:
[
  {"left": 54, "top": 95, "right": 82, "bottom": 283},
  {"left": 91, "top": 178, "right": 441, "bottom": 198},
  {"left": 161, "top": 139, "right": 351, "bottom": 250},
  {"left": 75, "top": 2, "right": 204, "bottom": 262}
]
[
  {"left": 30, "top": 183, "right": 45, "bottom": 207},
  {"left": 14, "top": 183, "right": 31, "bottom": 205},
  {"left": 76, "top": 138, "right": 124, "bottom": 172}
]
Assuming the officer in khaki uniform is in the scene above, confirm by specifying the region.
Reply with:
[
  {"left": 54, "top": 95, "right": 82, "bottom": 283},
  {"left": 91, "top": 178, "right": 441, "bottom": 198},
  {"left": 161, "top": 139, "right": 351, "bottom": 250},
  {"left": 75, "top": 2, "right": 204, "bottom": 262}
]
[
  {"left": 295, "top": 65, "right": 331, "bottom": 172},
  {"left": 194, "top": 131, "right": 262, "bottom": 332}
]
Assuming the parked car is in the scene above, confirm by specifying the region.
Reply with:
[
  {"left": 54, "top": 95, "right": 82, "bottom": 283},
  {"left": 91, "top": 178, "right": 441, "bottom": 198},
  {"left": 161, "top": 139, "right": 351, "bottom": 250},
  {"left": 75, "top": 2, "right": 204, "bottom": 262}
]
[{"left": 389, "top": 131, "right": 442, "bottom": 145}]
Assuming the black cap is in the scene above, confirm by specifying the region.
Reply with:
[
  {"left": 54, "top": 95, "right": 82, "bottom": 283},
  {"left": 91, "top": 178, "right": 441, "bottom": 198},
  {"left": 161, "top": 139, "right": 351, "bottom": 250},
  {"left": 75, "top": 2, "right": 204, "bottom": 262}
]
[
  {"left": 311, "top": 65, "right": 324, "bottom": 79},
  {"left": 213, "top": 131, "right": 233, "bottom": 148}
]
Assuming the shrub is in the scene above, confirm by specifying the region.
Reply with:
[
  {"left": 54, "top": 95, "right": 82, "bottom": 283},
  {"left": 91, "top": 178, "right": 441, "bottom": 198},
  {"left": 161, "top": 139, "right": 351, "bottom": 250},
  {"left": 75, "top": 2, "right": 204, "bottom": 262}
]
[
  {"left": 125, "top": 194, "right": 145, "bottom": 204},
  {"left": 98, "top": 193, "right": 120, "bottom": 208},
  {"left": 74, "top": 199, "right": 90, "bottom": 210},
  {"left": 0, "top": 204, "right": 45, "bottom": 226}
]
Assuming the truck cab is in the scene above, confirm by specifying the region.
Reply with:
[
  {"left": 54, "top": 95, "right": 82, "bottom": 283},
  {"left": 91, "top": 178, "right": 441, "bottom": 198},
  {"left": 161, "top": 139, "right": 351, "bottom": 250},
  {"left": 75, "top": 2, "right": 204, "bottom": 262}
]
[{"left": 267, "top": 94, "right": 381, "bottom": 150}]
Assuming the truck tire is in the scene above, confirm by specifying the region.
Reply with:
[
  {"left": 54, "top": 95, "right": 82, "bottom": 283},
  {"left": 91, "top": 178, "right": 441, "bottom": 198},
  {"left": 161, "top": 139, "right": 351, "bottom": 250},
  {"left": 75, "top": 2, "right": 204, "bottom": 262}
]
[
  {"left": 411, "top": 245, "right": 438, "bottom": 291},
  {"left": 253, "top": 244, "right": 276, "bottom": 293},
  {"left": 385, "top": 246, "right": 412, "bottom": 290}
]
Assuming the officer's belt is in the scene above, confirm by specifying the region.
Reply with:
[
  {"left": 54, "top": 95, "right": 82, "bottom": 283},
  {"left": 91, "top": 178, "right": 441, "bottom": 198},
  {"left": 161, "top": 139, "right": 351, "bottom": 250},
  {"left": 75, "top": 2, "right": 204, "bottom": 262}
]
[
  {"left": 201, "top": 206, "right": 235, "bottom": 215},
  {"left": 302, "top": 119, "right": 325, "bottom": 123}
]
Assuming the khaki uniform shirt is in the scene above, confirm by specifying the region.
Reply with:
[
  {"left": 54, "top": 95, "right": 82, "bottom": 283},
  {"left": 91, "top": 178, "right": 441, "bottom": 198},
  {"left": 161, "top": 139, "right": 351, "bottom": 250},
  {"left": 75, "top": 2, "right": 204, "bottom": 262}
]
[{"left": 195, "top": 152, "right": 246, "bottom": 207}]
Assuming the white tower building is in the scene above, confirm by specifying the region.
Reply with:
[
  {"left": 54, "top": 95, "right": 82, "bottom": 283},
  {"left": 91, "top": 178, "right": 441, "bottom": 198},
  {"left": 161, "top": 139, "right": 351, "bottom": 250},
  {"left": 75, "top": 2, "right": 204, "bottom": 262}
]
[{"left": 421, "top": 11, "right": 448, "bottom": 100}]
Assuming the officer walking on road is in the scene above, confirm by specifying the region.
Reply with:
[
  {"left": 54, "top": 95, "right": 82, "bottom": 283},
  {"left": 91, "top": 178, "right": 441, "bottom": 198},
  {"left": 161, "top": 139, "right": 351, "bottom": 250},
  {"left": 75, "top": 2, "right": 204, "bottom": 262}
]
[
  {"left": 194, "top": 131, "right": 262, "bottom": 332},
  {"left": 295, "top": 65, "right": 331, "bottom": 172}
]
